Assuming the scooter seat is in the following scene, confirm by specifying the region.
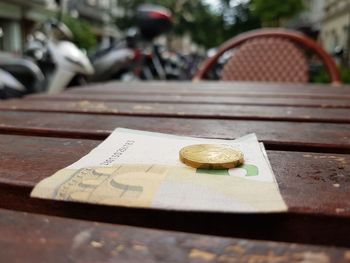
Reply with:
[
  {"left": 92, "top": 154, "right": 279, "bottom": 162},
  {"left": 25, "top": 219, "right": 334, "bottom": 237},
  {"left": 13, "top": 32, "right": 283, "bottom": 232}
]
[
  {"left": 0, "top": 58, "right": 45, "bottom": 93},
  {"left": 90, "top": 46, "right": 115, "bottom": 61}
]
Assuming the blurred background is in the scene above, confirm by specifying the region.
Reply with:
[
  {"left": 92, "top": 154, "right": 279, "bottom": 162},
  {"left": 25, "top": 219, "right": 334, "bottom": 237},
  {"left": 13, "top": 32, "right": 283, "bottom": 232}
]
[
  {"left": 0, "top": 0, "right": 333, "bottom": 54},
  {"left": 0, "top": 0, "right": 349, "bottom": 99}
]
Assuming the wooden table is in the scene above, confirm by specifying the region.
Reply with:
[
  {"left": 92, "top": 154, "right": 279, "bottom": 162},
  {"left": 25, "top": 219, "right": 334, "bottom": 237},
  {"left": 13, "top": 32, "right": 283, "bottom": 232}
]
[{"left": 0, "top": 81, "right": 350, "bottom": 262}]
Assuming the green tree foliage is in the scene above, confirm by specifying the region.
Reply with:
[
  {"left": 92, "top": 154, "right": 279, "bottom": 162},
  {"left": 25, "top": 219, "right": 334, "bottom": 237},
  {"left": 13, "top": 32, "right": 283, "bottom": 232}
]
[
  {"left": 220, "top": 1, "right": 261, "bottom": 41},
  {"left": 63, "top": 15, "right": 97, "bottom": 51},
  {"left": 251, "top": 0, "right": 304, "bottom": 26},
  {"left": 174, "top": 1, "right": 227, "bottom": 47}
]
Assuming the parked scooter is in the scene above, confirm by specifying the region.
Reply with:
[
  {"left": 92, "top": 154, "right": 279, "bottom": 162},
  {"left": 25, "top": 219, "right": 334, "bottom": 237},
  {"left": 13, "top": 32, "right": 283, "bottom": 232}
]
[
  {"left": 24, "top": 20, "right": 94, "bottom": 93},
  {"left": 0, "top": 20, "right": 94, "bottom": 96},
  {"left": 0, "top": 54, "right": 46, "bottom": 94},
  {"left": 0, "top": 68, "right": 26, "bottom": 99},
  {"left": 90, "top": 4, "right": 173, "bottom": 82},
  {"left": 0, "top": 28, "right": 43, "bottom": 98},
  {"left": 89, "top": 34, "right": 136, "bottom": 82},
  {"left": 146, "top": 44, "right": 188, "bottom": 80}
]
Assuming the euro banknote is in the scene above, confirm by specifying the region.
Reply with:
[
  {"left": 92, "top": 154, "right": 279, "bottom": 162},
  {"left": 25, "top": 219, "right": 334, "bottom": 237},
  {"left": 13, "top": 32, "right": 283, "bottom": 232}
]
[{"left": 31, "top": 128, "right": 287, "bottom": 212}]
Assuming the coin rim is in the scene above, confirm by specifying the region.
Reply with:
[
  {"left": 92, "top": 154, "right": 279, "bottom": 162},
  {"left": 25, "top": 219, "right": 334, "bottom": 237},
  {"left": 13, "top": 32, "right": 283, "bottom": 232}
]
[{"left": 179, "top": 144, "right": 244, "bottom": 169}]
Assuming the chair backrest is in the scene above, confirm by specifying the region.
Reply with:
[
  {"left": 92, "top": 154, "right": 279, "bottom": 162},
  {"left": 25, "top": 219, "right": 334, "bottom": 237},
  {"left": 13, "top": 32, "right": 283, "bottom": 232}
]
[
  {"left": 193, "top": 29, "right": 341, "bottom": 85},
  {"left": 221, "top": 37, "right": 308, "bottom": 82}
]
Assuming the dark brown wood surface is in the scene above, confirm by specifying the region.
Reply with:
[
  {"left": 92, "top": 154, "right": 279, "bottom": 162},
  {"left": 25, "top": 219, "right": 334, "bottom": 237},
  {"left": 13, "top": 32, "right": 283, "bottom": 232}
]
[
  {"left": 2, "top": 99, "right": 350, "bottom": 123},
  {"left": 1, "top": 133, "right": 350, "bottom": 247},
  {"left": 0, "top": 111, "right": 350, "bottom": 153},
  {"left": 26, "top": 92, "right": 350, "bottom": 108},
  {"left": 2, "top": 208, "right": 350, "bottom": 263},
  {"left": 1, "top": 81, "right": 350, "bottom": 260},
  {"left": 64, "top": 81, "right": 350, "bottom": 95}
]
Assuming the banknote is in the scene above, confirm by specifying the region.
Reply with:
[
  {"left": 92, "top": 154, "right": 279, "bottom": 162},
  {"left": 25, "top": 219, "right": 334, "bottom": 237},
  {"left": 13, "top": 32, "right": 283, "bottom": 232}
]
[{"left": 31, "top": 128, "right": 287, "bottom": 212}]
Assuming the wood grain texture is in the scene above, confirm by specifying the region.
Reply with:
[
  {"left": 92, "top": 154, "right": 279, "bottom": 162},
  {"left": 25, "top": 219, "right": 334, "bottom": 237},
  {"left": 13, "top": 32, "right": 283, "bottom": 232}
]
[
  {"left": 25, "top": 92, "right": 350, "bottom": 108},
  {"left": 1, "top": 134, "right": 350, "bottom": 246},
  {"left": 1, "top": 208, "right": 349, "bottom": 263},
  {"left": 0, "top": 111, "right": 350, "bottom": 153},
  {"left": 2, "top": 99, "right": 350, "bottom": 123},
  {"left": 38, "top": 88, "right": 350, "bottom": 100},
  {"left": 2, "top": 81, "right": 350, "bottom": 254},
  {"left": 65, "top": 81, "right": 350, "bottom": 98}
]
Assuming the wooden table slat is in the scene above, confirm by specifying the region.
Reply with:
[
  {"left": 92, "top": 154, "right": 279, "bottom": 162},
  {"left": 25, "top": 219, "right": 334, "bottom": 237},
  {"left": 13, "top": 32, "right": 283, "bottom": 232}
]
[
  {"left": 1, "top": 134, "right": 350, "bottom": 246},
  {"left": 1, "top": 208, "right": 349, "bottom": 263},
  {"left": 1, "top": 81, "right": 350, "bottom": 256},
  {"left": 2, "top": 99, "right": 350, "bottom": 123},
  {"left": 25, "top": 93, "right": 350, "bottom": 108},
  {"left": 0, "top": 111, "right": 350, "bottom": 153},
  {"left": 65, "top": 81, "right": 350, "bottom": 97}
]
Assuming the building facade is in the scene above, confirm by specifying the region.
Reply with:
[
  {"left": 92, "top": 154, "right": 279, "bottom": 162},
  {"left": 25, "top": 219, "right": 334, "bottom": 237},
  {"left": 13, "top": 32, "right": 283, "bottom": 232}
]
[
  {"left": 286, "top": 0, "right": 325, "bottom": 40},
  {"left": 0, "top": 0, "right": 120, "bottom": 54},
  {"left": 0, "top": 0, "right": 57, "bottom": 53},
  {"left": 66, "top": 0, "right": 120, "bottom": 39},
  {"left": 321, "top": 0, "right": 350, "bottom": 54},
  {"left": 304, "top": 0, "right": 325, "bottom": 32}
]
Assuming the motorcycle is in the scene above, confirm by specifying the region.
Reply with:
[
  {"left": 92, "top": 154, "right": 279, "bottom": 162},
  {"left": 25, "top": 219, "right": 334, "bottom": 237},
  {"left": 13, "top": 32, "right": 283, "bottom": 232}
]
[
  {"left": 0, "top": 68, "right": 26, "bottom": 99},
  {"left": 0, "top": 29, "right": 43, "bottom": 98},
  {"left": 24, "top": 20, "right": 94, "bottom": 93},
  {"left": 90, "top": 4, "right": 174, "bottom": 82},
  {"left": 0, "top": 19, "right": 94, "bottom": 96}
]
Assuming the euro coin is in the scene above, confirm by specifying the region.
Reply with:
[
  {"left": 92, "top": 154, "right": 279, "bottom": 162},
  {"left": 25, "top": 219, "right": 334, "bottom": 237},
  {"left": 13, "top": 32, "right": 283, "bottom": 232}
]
[{"left": 179, "top": 144, "right": 244, "bottom": 169}]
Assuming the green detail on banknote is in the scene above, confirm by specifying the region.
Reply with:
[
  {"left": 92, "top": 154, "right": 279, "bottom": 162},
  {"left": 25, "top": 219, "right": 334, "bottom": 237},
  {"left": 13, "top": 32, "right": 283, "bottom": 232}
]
[
  {"left": 197, "top": 164, "right": 258, "bottom": 177},
  {"left": 237, "top": 164, "right": 259, "bottom": 176},
  {"left": 197, "top": 169, "right": 229, "bottom": 176}
]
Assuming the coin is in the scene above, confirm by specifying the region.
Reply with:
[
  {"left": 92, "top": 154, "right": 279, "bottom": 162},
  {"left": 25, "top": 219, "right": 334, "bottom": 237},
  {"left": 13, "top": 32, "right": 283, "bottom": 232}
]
[{"left": 179, "top": 144, "right": 244, "bottom": 169}]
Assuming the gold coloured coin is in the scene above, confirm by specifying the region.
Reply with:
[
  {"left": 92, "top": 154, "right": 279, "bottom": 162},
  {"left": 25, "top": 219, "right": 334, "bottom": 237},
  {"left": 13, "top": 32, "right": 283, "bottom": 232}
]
[{"left": 179, "top": 144, "right": 244, "bottom": 169}]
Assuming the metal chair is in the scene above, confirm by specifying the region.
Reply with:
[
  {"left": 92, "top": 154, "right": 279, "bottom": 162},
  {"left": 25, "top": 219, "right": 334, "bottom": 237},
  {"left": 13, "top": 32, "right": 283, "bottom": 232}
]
[{"left": 193, "top": 29, "right": 341, "bottom": 85}]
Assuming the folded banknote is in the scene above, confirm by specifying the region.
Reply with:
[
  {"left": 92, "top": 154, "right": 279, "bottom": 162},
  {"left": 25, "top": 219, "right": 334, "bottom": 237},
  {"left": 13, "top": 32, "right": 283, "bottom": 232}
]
[{"left": 31, "top": 128, "right": 287, "bottom": 212}]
